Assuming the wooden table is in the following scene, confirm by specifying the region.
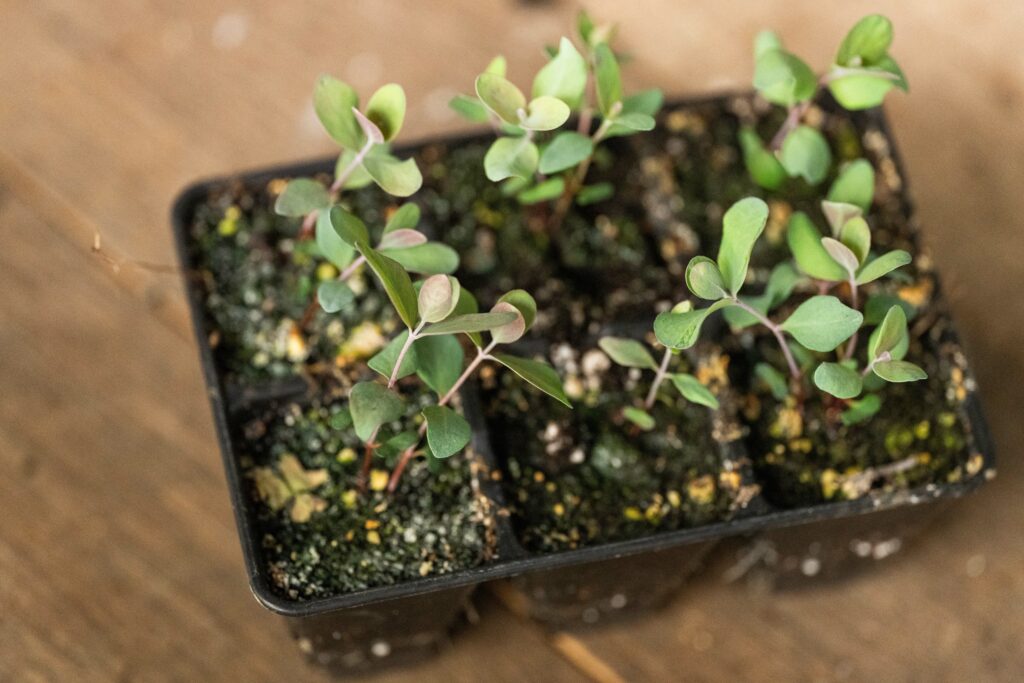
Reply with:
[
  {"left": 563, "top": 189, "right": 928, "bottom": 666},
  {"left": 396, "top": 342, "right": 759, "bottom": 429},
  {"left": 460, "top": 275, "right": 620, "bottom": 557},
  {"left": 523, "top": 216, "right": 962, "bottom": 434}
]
[{"left": 2, "top": 1, "right": 1022, "bottom": 680}]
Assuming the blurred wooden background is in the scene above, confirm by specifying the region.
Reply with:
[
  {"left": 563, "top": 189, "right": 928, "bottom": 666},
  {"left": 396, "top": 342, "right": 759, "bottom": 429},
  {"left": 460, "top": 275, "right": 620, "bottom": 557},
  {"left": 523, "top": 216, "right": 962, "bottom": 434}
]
[{"left": 1, "top": 1, "right": 1022, "bottom": 681}]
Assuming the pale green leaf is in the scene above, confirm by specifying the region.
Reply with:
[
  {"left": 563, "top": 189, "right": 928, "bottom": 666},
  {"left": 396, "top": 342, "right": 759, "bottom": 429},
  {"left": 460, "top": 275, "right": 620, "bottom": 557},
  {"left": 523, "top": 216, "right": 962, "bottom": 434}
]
[
  {"left": 449, "top": 94, "right": 490, "bottom": 122},
  {"left": 813, "top": 362, "right": 863, "bottom": 399},
  {"left": 539, "top": 132, "right": 593, "bottom": 174},
  {"left": 598, "top": 337, "right": 657, "bottom": 370},
  {"left": 873, "top": 360, "right": 927, "bottom": 383},
  {"left": 827, "top": 159, "right": 875, "bottom": 211},
  {"left": 349, "top": 382, "right": 404, "bottom": 442},
  {"left": 779, "top": 125, "right": 831, "bottom": 185},
  {"left": 717, "top": 197, "right": 769, "bottom": 295},
  {"left": 315, "top": 208, "right": 356, "bottom": 269},
  {"left": 654, "top": 299, "right": 732, "bottom": 350},
  {"left": 365, "top": 83, "right": 406, "bottom": 142},
  {"left": 313, "top": 75, "right": 362, "bottom": 149},
  {"left": 836, "top": 14, "right": 894, "bottom": 66},
  {"left": 368, "top": 330, "right": 419, "bottom": 381},
  {"left": 328, "top": 206, "right": 369, "bottom": 246},
  {"left": 670, "top": 373, "right": 720, "bottom": 409},
  {"left": 274, "top": 179, "right": 330, "bottom": 217},
  {"left": 576, "top": 182, "right": 614, "bottom": 206},
  {"left": 821, "top": 236, "right": 860, "bottom": 276},
  {"left": 414, "top": 335, "right": 464, "bottom": 396},
  {"left": 497, "top": 289, "right": 537, "bottom": 330},
  {"left": 839, "top": 216, "right": 871, "bottom": 264},
  {"left": 358, "top": 244, "right": 419, "bottom": 329},
  {"left": 362, "top": 154, "right": 423, "bottom": 197},
  {"left": 855, "top": 249, "right": 912, "bottom": 284},
  {"left": 780, "top": 295, "right": 863, "bottom": 352},
  {"left": 493, "top": 353, "right": 572, "bottom": 407},
  {"left": 623, "top": 407, "right": 655, "bottom": 430},
  {"left": 842, "top": 394, "right": 882, "bottom": 425},
  {"left": 317, "top": 280, "right": 355, "bottom": 313},
  {"left": 518, "top": 95, "right": 570, "bottom": 131},
  {"left": 754, "top": 49, "right": 817, "bottom": 107},
  {"left": 685, "top": 256, "right": 728, "bottom": 300},
  {"left": 755, "top": 362, "right": 790, "bottom": 400},
  {"left": 739, "top": 126, "right": 787, "bottom": 190},
  {"left": 787, "top": 211, "right": 847, "bottom": 281},
  {"left": 594, "top": 43, "right": 622, "bottom": 116},
  {"left": 475, "top": 73, "right": 526, "bottom": 124},
  {"left": 381, "top": 243, "right": 459, "bottom": 275},
  {"left": 418, "top": 274, "right": 460, "bottom": 323},
  {"left": 754, "top": 30, "right": 783, "bottom": 59},
  {"left": 869, "top": 304, "right": 908, "bottom": 361},
  {"left": 422, "top": 406, "right": 471, "bottom": 459},
  {"left": 384, "top": 203, "right": 421, "bottom": 234},
  {"left": 420, "top": 311, "right": 518, "bottom": 337},
  {"left": 517, "top": 177, "right": 565, "bottom": 204},
  {"left": 532, "top": 37, "right": 587, "bottom": 108},
  {"left": 484, "top": 136, "right": 539, "bottom": 181}
]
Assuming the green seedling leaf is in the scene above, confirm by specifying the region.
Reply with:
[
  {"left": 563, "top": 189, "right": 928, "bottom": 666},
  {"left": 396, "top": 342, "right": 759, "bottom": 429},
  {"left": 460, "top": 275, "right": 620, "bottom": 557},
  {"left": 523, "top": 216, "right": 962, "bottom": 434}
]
[
  {"left": 362, "top": 154, "right": 423, "bottom": 197},
  {"left": 274, "top": 179, "right": 330, "bottom": 217},
  {"left": 813, "top": 362, "right": 863, "bottom": 399},
  {"left": 623, "top": 406, "right": 655, "bottom": 431},
  {"left": 821, "top": 237, "right": 860, "bottom": 276},
  {"left": 532, "top": 37, "right": 587, "bottom": 108},
  {"left": 317, "top": 280, "right": 355, "bottom": 313},
  {"left": 876, "top": 55, "right": 909, "bottom": 91},
  {"left": 415, "top": 334, "right": 464, "bottom": 396},
  {"left": 839, "top": 216, "right": 871, "bottom": 264},
  {"left": 359, "top": 244, "right": 419, "bottom": 329},
  {"left": 576, "top": 182, "right": 614, "bottom": 206},
  {"left": 685, "top": 256, "right": 728, "bottom": 300},
  {"left": 856, "top": 250, "right": 912, "bottom": 284},
  {"left": 865, "top": 294, "right": 915, "bottom": 325},
  {"left": 598, "top": 337, "right": 657, "bottom": 370},
  {"left": 577, "top": 9, "right": 595, "bottom": 45},
  {"left": 418, "top": 274, "right": 461, "bottom": 323},
  {"left": 519, "top": 95, "right": 571, "bottom": 131},
  {"left": 475, "top": 73, "right": 527, "bottom": 124},
  {"left": 837, "top": 14, "right": 894, "bottom": 66},
  {"left": 328, "top": 206, "right": 370, "bottom": 246},
  {"left": 722, "top": 262, "right": 801, "bottom": 329},
  {"left": 422, "top": 406, "right": 471, "bottom": 459},
  {"left": 873, "top": 360, "right": 927, "bottom": 383},
  {"left": 448, "top": 288, "right": 482, "bottom": 347},
  {"left": 821, "top": 200, "right": 863, "bottom": 236},
  {"left": 787, "top": 211, "right": 847, "bottom": 281},
  {"left": 484, "top": 136, "right": 540, "bottom": 181},
  {"left": 605, "top": 89, "right": 664, "bottom": 138},
  {"left": 780, "top": 125, "right": 831, "bottom": 185},
  {"left": 493, "top": 353, "right": 572, "bottom": 407},
  {"left": 842, "top": 394, "right": 883, "bottom": 426},
  {"left": 378, "top": 430, "right": 419, "bottom": 460},
  {"left": 349, "top": 381, "right": 404, "bottom": 442},
  {"left": 365, "top": 83, "right": 406, "bottom": 142},
  {"left": 497, "top": 290, "right": 537, "bottom": 330},
  {"left": 488, "top": 302, "right": 526, "bottom": 344},
  {"left": 739, "top": 126, "right": 787, "bottom": 190},
  {"left": 420, "top": 311, "right": 518, "bottom": 337},
  {"left": 753, "top": 49, "right": 817, "bottom": 107},
  {"left": 754, "top": 30, "right": 783, "bottom": 59},
  {"left": 382, "top": 243, "right": 459, "bottom": 275},
  {"left": 654, "top": 299, "right": 732, "bottom": 350},
  {"left": 368, "top": 330, "right": 419, "bottom": 381},
  {"left": 671, "top": 373, "right": 720, "bottom": 409},
  {"left": 612, "top": 112, "right": 656, "bottom": 131},
  {"left": 384, "top": 203, "right": 421, "bottom": 233},
  {"left": 594, "top": 42, "right": 622, "bottom": 116},
  {"left": 869, "top": 304, "right": 909, "bottom": 361},
  {"left": 780, "top": 295, "right": 863, "bottom": 352},
  {"left": 485, "top": 55, "right": 507, "bottom": 76},
  {"left": 352, "top": 107, "right": 385, "bottom": 145},
  {"left": 539, "top": 132, "right": 594, "bottom": 174},
  {"left": 449, "top": 94, "right": 490, "bottom": 122},
  {"left": 756, "top": 362, "right": 790, "bottom": 400},
  {"left": 377, "top": 228, "right": 426, "bottom": 250},
  {"left": 518, "top": 177, "right": 565, "bottom": 204},
  {"left": 828, "top": 72, "right": 895, "bottom": 111},
  {"left": 315, "top": 209, "right": 356, "bottom": 269},
  {"left": 717, "top": 197, "right": 770, "bottom": 295},
  {"left": 314, "top": 75, "right": 362, "bottom": 149},
  {"left": 828, "top": 159, "right": 875, "bottom": 211},
  {"left": 335, "top": 148, "right": 374, "bottom": 189}
]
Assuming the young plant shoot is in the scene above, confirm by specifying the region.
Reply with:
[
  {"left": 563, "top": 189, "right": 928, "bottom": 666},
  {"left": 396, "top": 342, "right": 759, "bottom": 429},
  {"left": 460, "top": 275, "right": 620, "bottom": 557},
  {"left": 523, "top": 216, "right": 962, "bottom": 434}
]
[
  {"left": 742, "top": 14, "right": 908, "bottom": 189},
  {"left": 653, "top": 195, "right": 926, "bottom": 425},
  {"left": 273, "top": 76, "right": 441, "bottom": 315},
  {"left": 598, "top": 322, "right": 720, "bottom": 431},
  {"left": 328, "top": 207, "right": 571, "bottom": 492},
  {"left": 450, "top": 11, "right": 663, "bottom": 228}
]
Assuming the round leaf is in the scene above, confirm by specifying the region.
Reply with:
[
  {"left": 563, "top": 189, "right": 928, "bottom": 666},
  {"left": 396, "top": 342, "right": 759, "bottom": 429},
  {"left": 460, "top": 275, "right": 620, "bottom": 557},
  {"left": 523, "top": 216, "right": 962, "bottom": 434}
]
[
  {"left": 315, "top": 208, "right": 356, "bottom": 269},
  {"left": 828, "top": 159, "right": 875, "bottom": 211},
  {"left": 685, "top": 256, "right": 728, "bottom": 300},
  {"left": 753, "top": 49, "right": 817, "bottom": 107},
  {"left": 839, "top": 217, "right": 871, "bottom": 264},
  {"left": 422, "top": 406, "right": 471, "bottom": 459},
  {"left": 484, "top": 136, "right": 539, "bottom": 182},
  {"left": 274, "top": 179, "right": 330, "bottom": 217},
  {"left": 520, "top": 95, "right": 571, "bottom": 131},
  {"left": 328, "top": 206, "right": 370, "bottom": 246},
  {"left": 384, "top": 203, "right": 421, "bottom": 233},
  {"left": 418, "top": 274, "right": 461, "bottom": 323},
  {"left": 365, "top": 83, "right": 406, "bottom": 142},
  {"left": 532, "top": 37, "right": 587, "bottom": 108},
  {"left": 780, "top": 125, "right": 832, "bottom": 185},
  {"left": 475, "top": 73, "right": 526, "bottom": 125},
  {"left": 654, "top": 299, "right": 731, "bottom": 350},
  {"left": 349, "top": 382, "right": 404, "bottom": 442},
  {"left": 598, "top": 337, "right": 657, "bottom": 370},
  {"left": 539, "top": 132, "right": 593, "bottom": 174},
  {"left": 414, "top": 335, "right": 464, "bottom": 396},
  {"left": 362, "top": 154, "right": 423, "bottom": 197},
  {"left": 317, "top": 280, "right": 355, "bottom": 313},
  {"left": 739, "top": 126, "right": 787, "bottom": 190},
  {"left": 780, "top": 295, "right": 863, "bottom": 352},
  {"left": 313, "top": 75, "right": 362, "bottom": 149},
  {"left": 377, "top": 228, "right": 427, "bottom": 250},
  {"left": 489, "top": 301, "right": 526, "bottom": 344},
  {"left": 821, "top": 200, "right": 863, "bottom": 237},
  {"left": 717, "top": 197, "right": 769, "bottom": 295},
  {"left": 836, "top": 14, "right": 894, "bottom": 66},
  {"left": 813, "top": 362, "right": 863, "bottom": 399},
  {"left": 828, "top": 73, "right": 895, "bottom": 111},
  {"left": 497, "top": 290, "right": 537, "bottom": 330}
]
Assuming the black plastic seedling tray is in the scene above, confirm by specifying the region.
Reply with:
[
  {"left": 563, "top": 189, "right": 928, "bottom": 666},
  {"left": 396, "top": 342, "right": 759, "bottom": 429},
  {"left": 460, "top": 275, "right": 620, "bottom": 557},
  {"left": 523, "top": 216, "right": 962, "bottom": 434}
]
[{"left": 171, "top": 92, "right": 996, "bottom": 667}]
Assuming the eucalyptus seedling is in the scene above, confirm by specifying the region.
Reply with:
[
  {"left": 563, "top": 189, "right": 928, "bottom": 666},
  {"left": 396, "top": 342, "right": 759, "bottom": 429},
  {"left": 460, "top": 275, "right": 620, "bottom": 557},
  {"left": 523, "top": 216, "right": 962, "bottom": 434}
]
[
  {"left": 652, "top": 195, "right": 925, "bottom": 425},
  {"left": 742, "top": 14, "right": 908, "bottom": 189},
  {"left": 598, "top": 322, "right": 720, "bottom": 431},
  {"left": 450, "top": 11, "right": 662, "bottom": 228},
  {"left": 273, "top": 75, "right": 424, "bottom": 236},
  {"left": 331, "top": 210, "right": 571, "bottom": 491}
]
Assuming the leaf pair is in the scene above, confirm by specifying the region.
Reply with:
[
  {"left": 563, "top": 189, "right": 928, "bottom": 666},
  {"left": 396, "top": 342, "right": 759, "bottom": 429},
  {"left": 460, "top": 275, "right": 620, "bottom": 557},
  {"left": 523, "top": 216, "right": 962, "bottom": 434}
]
[
  {"left": 788, "top": 209, "right": 911, "bottom": 285},
  {"left": 598, "top": 337, "right": 719, "bottom": 410},
  {"left": 813, "top": 305, "right": 926, "bottom": 399},
  {"left": 827, "top": 15, "right": 909, "bottom": 110}
]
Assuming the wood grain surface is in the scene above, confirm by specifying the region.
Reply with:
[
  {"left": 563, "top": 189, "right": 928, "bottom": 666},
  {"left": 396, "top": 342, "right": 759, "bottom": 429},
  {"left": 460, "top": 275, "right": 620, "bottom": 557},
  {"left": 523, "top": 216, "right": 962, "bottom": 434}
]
[{"left": 2, "top": 1, "right": 1022, "bottom": 681}]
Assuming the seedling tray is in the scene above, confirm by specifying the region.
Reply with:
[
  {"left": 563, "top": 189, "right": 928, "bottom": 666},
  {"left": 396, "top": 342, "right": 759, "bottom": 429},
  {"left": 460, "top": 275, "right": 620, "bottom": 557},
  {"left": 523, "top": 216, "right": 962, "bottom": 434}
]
[{"left": 171, "top": 92, "right": 995, "bottom": 662}]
